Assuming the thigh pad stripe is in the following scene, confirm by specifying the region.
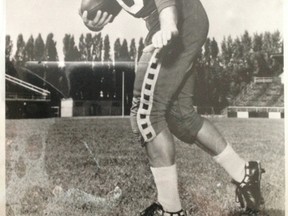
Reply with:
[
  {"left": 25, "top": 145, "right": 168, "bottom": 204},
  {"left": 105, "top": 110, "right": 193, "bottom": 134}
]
[{"left": 137, "top": 49, "right": 162, "bottom": 142}]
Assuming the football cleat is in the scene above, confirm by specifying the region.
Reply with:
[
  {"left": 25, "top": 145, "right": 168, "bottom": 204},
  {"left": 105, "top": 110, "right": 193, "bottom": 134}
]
[
  {"left": 232, "top": 161, "right": 265, "bottom": 215},
  {"left": 140, "top": 202, "right": 186, "bottom": 216}
]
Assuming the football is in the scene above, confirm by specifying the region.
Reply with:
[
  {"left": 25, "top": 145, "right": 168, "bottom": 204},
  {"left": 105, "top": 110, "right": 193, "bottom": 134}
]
[{"left": 80, "top": 0, "right": 122, "bottom": 20}]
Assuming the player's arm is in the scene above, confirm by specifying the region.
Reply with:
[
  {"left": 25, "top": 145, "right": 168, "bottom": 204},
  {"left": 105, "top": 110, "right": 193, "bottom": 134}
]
[{"left": 152, "top": 0, "right": 179, "bottom": 49}]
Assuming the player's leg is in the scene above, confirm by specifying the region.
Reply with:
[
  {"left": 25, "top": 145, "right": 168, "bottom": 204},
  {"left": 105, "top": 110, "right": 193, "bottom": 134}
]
[
  {"left": 196, "top": 119, "right": 247, "bottom": 181},
  {"left": 145, "top": 128, "right": 183, "bottom": 213},
  {"left": 167, "top": 72, "right": 265, "bottom": 214},
  {"left": 191, "top": 90, "right": 265, "bottom": 214},
  {"left": 132, "top": 0, "right": 209, "bottom": 214},
  {"left": 131, "top": 19, "right": 210, "bottom": 216},
  {"left": 196, "top": 119, "right": 266, "bottom": 213},
  {"left": 145, "top": 127, "right": 175, "bottom": 167},
  {"left": 131, "top": 49, "right": 185, "bottom": 215},
  {"left": 166, "top": 72, "right": 234, "bottom": 157}
]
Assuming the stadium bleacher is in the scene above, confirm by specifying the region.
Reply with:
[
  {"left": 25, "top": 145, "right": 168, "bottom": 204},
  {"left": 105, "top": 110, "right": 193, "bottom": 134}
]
[{"left": 227, "top": 77, "right": 284, "bottom": 118}]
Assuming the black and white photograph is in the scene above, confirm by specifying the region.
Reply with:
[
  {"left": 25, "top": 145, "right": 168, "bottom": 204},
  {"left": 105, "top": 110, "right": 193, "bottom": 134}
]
[{"left": 2, "top": 0, "right": 285, "bottom": 215}]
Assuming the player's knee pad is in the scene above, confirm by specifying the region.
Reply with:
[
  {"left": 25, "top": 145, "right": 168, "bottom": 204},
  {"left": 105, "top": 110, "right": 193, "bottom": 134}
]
[{"left": 166, "top": 109, "right": 204, "bottom": 144}]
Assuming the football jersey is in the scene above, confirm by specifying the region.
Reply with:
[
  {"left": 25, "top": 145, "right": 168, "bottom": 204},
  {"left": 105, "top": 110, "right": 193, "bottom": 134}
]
[{"left": 115, "top": 0, "right": 176, "bottom": 18}]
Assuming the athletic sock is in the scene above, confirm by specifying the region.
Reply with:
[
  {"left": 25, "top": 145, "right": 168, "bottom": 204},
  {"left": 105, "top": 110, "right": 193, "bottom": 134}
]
[
  {"left": 150, "top": 164, "right": 182, "bottom": 212},
  {"left": 213, "top": 143, "right": 246, "bottom": 183}
]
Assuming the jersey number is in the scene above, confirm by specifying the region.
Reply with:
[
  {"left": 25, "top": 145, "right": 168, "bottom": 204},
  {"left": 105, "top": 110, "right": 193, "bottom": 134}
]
[{"left": 116, "top": 0, "right": 144, "bottom": 14}]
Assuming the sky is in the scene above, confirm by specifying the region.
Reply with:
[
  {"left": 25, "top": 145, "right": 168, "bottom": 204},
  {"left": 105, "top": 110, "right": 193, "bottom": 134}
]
[{"left": 5, "top": 0, "right": 284, "bottom": 60}]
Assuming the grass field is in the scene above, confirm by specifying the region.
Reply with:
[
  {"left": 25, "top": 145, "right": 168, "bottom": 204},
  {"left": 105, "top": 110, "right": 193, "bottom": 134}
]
[{"left": 6, "top": 117, "right": 285, "bottom": 216}]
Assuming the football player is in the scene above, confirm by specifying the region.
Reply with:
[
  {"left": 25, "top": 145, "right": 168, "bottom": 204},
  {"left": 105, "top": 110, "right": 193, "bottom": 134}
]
[{"left": 80, "top": 0, "right": 265, "bottom": 215}]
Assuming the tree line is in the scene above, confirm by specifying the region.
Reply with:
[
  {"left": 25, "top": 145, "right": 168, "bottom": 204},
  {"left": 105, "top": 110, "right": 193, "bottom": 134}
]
[
  {"left": 5, "top": 33, "right": 145, "bottom": 64},
  {"left": 6, "top": 30, "right": 283, "bottom": 110},
  {"left": 193, "top": 30, "right": 283, "bottom": 110}
]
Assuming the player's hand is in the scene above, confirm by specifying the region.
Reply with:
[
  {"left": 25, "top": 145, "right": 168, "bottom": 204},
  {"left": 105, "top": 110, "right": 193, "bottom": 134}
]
[
  {"left": 152, "top": 27, "right": 179, "bottom": 49},
  {"left": 80, "top": 10, "right": 113, "bottom": 31}
]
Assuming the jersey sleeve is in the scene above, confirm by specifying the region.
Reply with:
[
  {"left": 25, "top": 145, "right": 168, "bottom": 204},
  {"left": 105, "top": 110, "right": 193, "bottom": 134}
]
[{"left": 154, "top": 0, "right": 176, "bottom": 13}]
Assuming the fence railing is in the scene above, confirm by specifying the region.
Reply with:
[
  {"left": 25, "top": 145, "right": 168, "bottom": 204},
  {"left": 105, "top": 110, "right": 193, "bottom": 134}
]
[
  {"left": 227, "top": 106, "right": 284, "bottom": 113},
  {"left": 253, "top": 77, "right": 281, "bottom": 83}
]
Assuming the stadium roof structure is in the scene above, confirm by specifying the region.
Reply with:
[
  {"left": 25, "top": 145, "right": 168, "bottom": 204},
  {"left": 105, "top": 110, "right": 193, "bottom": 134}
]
[
  {"left": 270, "top": 53, "right": 284, "bottom": 64},
  {"left": 25, "top": 61, "right": 136, "bottom": 70},
  {"left": 6, "top": 74, "right": 51, "bottom": 102},
  {"left": 24, "top": 61, "right": 136, "bottom": 99}
]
